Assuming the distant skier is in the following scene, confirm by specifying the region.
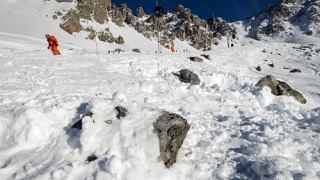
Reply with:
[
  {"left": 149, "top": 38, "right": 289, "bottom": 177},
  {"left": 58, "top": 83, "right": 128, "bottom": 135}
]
[
  {"left": 171, "top": 45, "right": 176, "bottom": 52},
  {"left": 45, "top": 33, "right": 61, "bottom": 55}
]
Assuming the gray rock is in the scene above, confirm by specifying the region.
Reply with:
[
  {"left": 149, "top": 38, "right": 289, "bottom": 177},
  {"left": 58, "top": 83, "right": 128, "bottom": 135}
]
[
  {"left": 255, "top": 75, "right": 306, "bottom": 104},
  {"left": 172, "top": 69, "right": 200, "bottom": 85},
  {"left": 115, "top": 106, "right": 127, "bottom": 119},
  {"left": 153, "top": 112, "right": 190, "bottom": 168},
  {"left": 189, "top": 57, "right": 203, "bottom": 62},
  {"left": 132, "top": 48, "right": 141, "bottom": 53},
  {"left": 86, "top": 154, "right": 97, "bottom": 163},
  {"left": 256, "top": 66, "right": 261, "bottom": 71},
  {"left": 200, "top": 54, "right": 211, "bottom": 60},
  {"left": 267, "top": 63, "right": 274, "bottom": 68},
  {"left": 114, "top": 48, "right": 124, "bottom": 54},
  {"left": 290, "top": 68, "right": 301, "bottom": 73}
]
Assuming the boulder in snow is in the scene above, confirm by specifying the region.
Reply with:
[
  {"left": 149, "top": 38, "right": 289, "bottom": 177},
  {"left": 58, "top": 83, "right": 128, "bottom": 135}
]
[
  {"left": 115, "top": 106, "right": 127, "bottom": 119},
  {"left": 256, "top": 66, "right": 261, "bottom": 71},
  {"left": 172, "top": 69, "right": 200, "bottom": 85},
  {"left": 153, "top": 112, "right": 190, "bottom": 168},
  {"left": 200, "top": 54, "right": 211, "bottom": 60},
  {"left": 255, "top": 75, "right": 306, "bottom": 104},
  {"left": 132, "top": 48, "right": 141, "bottom": 53},
  {"left": 189, "top": 57, "right": 203, "bottom": 62},
  {"left": 86, "top": 154, "right": 97, "bottom": 163},
  {"left": 290, "top": 68, "right": 301, "bottom": 73}
]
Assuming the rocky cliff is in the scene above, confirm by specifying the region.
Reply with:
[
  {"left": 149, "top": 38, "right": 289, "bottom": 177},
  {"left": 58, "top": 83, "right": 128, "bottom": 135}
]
[
  {"left": 53, "top": 0, "right": 236, "bottom": 50},
  {"left": 245, "top": 0, "right": 320, "bottom": 41},
  {"left": 54, "top": 0, "right": 320, "bottom": 49}
]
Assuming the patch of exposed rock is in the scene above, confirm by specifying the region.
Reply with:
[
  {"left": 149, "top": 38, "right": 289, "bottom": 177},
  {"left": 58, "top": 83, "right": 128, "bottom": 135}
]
[
  {"left": 189, "top": 57, "right": 203, "bottom": 62},
  {"left": 136, "top": 7, "right": 145, "bottom": 18},
  {"left": 60, "top": 10, "right": 82, "bottom": 34},
  {"left": 55, "top": 0, "right": 237, "bottom": 49},
  {"left": 247, "top": 0, "right": 320, "bottom": 41},
  {"left": 153, "top": 111, "right": 190, "bottom": 168},
  {"left": 255, "top": 75, "right": 306, "bottom": 104},
  {"left": 172, "top": 69, "right": 200, "bottom": 85}
]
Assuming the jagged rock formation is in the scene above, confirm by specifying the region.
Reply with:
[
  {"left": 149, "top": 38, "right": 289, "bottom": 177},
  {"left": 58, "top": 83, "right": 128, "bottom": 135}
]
[
  {"left": 53, "top": 0, "right": 320, "bottom": 47},
  {"left": 136, "top": 7, "right": 145, "bottom": 18},
  {"left": 245, "top": 0, "right": 320, "bottom": 42},
  {"left": 60, "top": 10, "right": 82, "bottom": 34},
  {"left": 155, "top": 4, "right": 236, "bottom": 50},
  {"left": 96, "top": 28, "right": 114, "bottom": 42},
  {"left": 54, "top": 0, "right": 235, "bottom": 50}
]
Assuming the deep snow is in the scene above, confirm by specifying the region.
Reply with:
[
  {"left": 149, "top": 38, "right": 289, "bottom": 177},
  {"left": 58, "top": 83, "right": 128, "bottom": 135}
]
[{"left": 0, "top": 1, "right": 320, "bottom": 180}]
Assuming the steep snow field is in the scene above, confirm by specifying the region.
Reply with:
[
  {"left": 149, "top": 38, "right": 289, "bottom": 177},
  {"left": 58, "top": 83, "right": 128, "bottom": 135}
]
[{"left": 0, "top": 1, "right": 320, "bottom": 180}]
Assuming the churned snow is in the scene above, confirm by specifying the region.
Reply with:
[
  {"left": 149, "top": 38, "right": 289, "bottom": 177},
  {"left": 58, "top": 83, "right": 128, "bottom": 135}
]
[{"left": 0, "top": 1, "right": 320, "bottom": 180}]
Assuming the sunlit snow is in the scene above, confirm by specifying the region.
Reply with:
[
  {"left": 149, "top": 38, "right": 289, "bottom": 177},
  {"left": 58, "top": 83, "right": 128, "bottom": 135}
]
[{"left": 0, "top": 1, "right": 320, "bottom": 180}]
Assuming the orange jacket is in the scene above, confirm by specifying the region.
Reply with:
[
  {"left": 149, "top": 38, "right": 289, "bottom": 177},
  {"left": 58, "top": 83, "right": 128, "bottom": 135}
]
[
  {"left": 47, "top": 35, "right": 59, "bottom": 47},
  {"left": 171, "top": 46, "right": 176, "bottom": 52}
]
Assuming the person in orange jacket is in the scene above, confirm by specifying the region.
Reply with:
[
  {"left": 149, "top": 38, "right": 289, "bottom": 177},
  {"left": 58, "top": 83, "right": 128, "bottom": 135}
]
[
  {"left": 45, "top": 33, "right": 61, "bottom": 55},
  {"left": 171, "top": 45, "right": 176, "bottom": 52}
]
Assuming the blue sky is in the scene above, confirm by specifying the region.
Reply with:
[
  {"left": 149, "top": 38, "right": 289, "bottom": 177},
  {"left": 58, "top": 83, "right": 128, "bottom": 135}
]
[{"left": 113, "top": 0, "right": 280, "bottom": 22}]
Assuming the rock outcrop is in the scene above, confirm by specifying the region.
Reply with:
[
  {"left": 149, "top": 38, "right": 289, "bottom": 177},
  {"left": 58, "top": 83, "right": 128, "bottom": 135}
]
[
  {"left": 153, "top": 112, "right": 190, "bottom": 168},
  {"left": 255, "top": 75, "right": 306, "bottom": 104},
  {"left": 55, "top": 0, "right": 236, "bottom": 50},
  {"left": 246, "top": 0, "right": 320, "bottom": 42},
  {"left": 172, "top": 69, "right": 201, "bottom": 85}
]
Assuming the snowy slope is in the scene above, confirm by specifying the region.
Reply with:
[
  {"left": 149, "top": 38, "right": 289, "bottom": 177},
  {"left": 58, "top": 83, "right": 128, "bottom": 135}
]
[
  {"left": 241, "top": 0, "right": 320, "bottom": 44},
  {"left": 0, "top": 1, "right": 320, "bottom": 180},
  {"left": 0, "top": 0, "right": 197, "bottom": 54}
]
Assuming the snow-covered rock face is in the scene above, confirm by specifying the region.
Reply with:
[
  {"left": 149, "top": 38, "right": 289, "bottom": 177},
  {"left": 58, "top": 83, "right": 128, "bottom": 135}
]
[
  {"left": 245, "top": 0, "right": 320, "bottom": 42},
  {"left": 51, "top": 1, "right": 235, "bottom": 50}
]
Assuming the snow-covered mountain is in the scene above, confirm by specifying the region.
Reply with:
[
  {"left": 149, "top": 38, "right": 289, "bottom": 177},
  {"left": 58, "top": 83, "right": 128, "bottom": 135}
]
[
  {"left": 2, "top": 0, "right": 319, "bottom": 51},
  {"left": 0, "top": 1, "right": 320, "bottom": 180},
  {"left": 55, "top": 0, "right": 235, "bottom": 51},
  {"left": 244, "top": 0, "right": 320, "bottom": 43}
]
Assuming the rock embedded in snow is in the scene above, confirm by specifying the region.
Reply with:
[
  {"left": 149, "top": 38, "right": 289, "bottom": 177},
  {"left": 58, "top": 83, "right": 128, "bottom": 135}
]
[
  {"left": 189, "top": 56, "right": 203, "bottom": 62},
  {"left": 132, "top": 48, "right": 141, "bottom": 53},
  {"left": 172, "top": 69, "right": 200, "bottom": 85},
  {"left": 200, "top": 54, "right": 211, "bottom": 60},
  {"left": 153, "top": 111, "right": 190, "bottom": 168},
  {"left": 256, "top": 65, "right": 261, "bottom": 71},
  {"left": 71, "top": 111, "right": 93, "bottom": 130},
  {"left": 115, "top": 106, "right": 128, "bottom": 119},
  {"left": 290, "top": 68, "right": 301, "bottom": 73},
  {"left": 255, "top": 75, "right": 307, "bottom": 104},
  {"left": 86, "top": 154, "right": 98, "bottom": 163},
  {"left": 267, "top": 63, "right": 274, "bottom": 68}
]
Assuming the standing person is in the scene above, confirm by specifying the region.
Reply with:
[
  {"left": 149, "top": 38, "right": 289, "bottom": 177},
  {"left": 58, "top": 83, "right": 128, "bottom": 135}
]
[
  {"left": 171, "top": 45, "right": 176, "bottom": 52},
  {"left": 45, "top": 33, "right": 61, "bottom": 55}
]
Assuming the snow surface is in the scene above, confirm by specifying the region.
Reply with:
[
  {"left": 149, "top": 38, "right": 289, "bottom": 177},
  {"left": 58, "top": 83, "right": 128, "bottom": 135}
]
[{"left": 0, "top": 1, "right": 320, "bottom": 180}]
